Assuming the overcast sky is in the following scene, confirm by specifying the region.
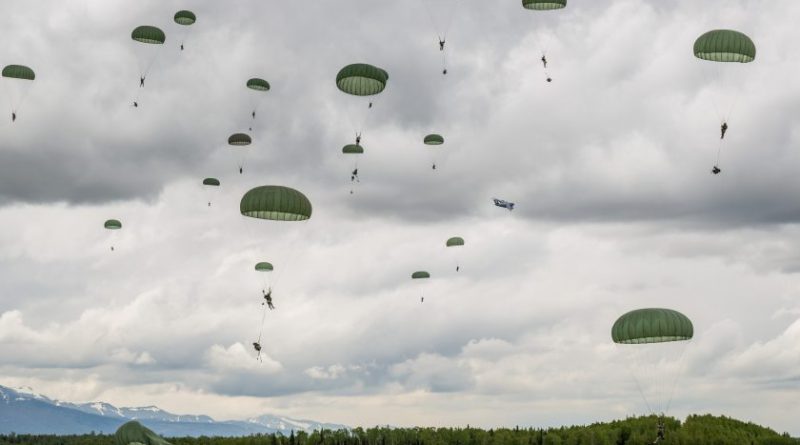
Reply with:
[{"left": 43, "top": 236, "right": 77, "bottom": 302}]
[{"left": 1, "top": 0, "right": 799, "bottom": 436}]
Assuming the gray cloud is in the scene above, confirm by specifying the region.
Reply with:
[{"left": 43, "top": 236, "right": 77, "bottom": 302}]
[{"left": 1, "top": 0, "right": 800, "bottom": 437}]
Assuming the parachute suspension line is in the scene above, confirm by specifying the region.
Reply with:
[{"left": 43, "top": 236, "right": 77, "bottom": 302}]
[
  {"left": 140, "top": 45, "right": 165, "bottom": 80},
  {"left": 617, "top": 344, "right": 655, "bottom": 415},
  {"left": 179, "top": 26, "right": 195, "bottom": 51},
  {"left": 662, "top": 340, "right": 691, "bottom": 415},
  {"left": 419, "top": 0, "right": 459, "bottom": 73},
  {"left": 633, "top": 364, "right": 655, "bottom": 415},
  {"left": 257, "top": 303, "right": 268, "bottom": 343},
  {"left": 2, "top": 79, "right": 33, "bottom": 115},
  {"left": 1, "top": 81, "right": 12, "bottom": 114}
]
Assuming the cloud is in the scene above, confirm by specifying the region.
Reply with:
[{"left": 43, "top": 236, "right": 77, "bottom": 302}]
[{"left": 1, "top": 0, "right": 800, "bottom": 437}]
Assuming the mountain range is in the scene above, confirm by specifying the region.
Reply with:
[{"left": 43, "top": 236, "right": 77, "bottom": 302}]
[{"left": 0, "top": 385, "right": 347, "bottom": 437}]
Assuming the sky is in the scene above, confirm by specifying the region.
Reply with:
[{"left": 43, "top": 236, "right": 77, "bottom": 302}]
[{"left": 1, "top": 0, "right": 799, "bottom": 436}]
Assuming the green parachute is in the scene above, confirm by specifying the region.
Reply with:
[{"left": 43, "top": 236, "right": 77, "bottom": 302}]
[
  {"left": 174, "top": 11, "right": 196, "bottom": 51},
  {"left": 202, "top": 178, "right": 220, "bottom": 207},
  {"left": 692, "top": 29, "right": 755, "bottom": 173},
  {"left": 174, "top": 10, "right": 196, "bottom": 26},
  {"left": 342, "top": 144, "right": 364, "bottom": 194},
  {"left": 612, "top": 308, "right": 694, "bottom": 418},
  {"left": 2, "top": 65, "right": 35, "bottom": 80},
  {"left": 424, "top": 134, "right": 445, "bottom": 170},
  {"left": 228, "top": 133, "right": 251, "bottom": 173},
  {"left": 446, "top": 237, "right": 464, "bottom": 247},
  {"left": 240, "top": 185, "right": 312, "bottom": 221},
  {"left": 336, "top": 64, "right": 389, "bottom": 96},
  {"left": 130, "top": 25, "right": 166, "bottom": 94},
  {"left": 446, "top": 237, "right": 464, "bottom": 271},
  {"left": 2, "top": 64, "right": 35, "bottom": 119},
  {"left": 342, "top": 144, "right": 365, "bottom": 154},
  {"left": 115, "top": 420, "right": 172, "bottom": 445},
  {"left": 104, "top": 219, "right": 122, "bottom": 251},
  {"left": 522, "top": 0, "right": 567, "bottom": 10},
  {"left": 131, "top": 26, "right": 166, "bottom": 44},
  {"left": 241, "top": 186, "right": 311, "bottom": 356},
  {"left": 255, "top": 262, "right": 274, "bottom": 272},
  {"left": 424, "top": 134, "right": 444, "bottom": 145},
  {"left": 246, "top": 78, "right": 271, "bottom": 128},
  {"left": 228, "top": 133, "right": 252, "bottom": 146},
  {"left": 247, "top": 78, "right": 271, "bottom": 91},
  {"left": 335, "top": 63, "right": 389, "bottom": 146},
  {"left": 693, "top": 30, "right": 755, "bottom": 63},
  {"left": 612, "top": 308, "right": 693, "bottom": 344},
  {"left": 412, "top": 271, "right": 431, "bottom": 302}
]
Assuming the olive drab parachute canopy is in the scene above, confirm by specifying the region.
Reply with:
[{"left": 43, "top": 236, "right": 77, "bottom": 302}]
[
  {"left": 245, "top": 78, "right": 271, "bottom": 132},
  {"left": 424, "top": 134, "right": 444, "bottom": 145},
  {"left": 255, "top": 262, "right": 275, "bottom": 308},
  {"left": 130, "top": 25, "right": 166, "bottom": 96},
  {"left": 336, "top": 64, "right": 389, "bottom": 96},
  {"left": 255, "top": 262, "right": 274, "bottom": 272},
  {"left": 2, "top": 65, "right": 35, "bottom": 80},
  {"left": 173, "top": 11, "right": 196, "bottom": 51},
  {"left": 228, "top": 133, "right": 252, "bottom": 173},
  {"left": 446, "top": 237, "right": 464, "bottom": 247},
  {"left": 612, "top": 308, "right": 694, "bottom": 417},
  {"left": 2, "top": 64, "right": 35, "bottom": 118},
  {"left": 412, "top": 271, "right": 431, "bottom": 302},
  {"left": 424, "top": 134, "right": 445, "bottom": 170},
  {"left": 174, "top": 10, "right": 196, "bottom": 26},
  {"left": 693, "top": 30, "right": 756, "bottom": 63},
  {"left": 104, "top": 220, "right": 122, "bottom": 252},
  {"left": 242, "top": 187, "right": 311, "bottom": 349},
  {"left": 247, "top": 78, "right": 271, "bottom": 91},
  {"left": 228, "top": 133, "right": 252, "bottom": 145},
  {"left": 240, "top": 186, "right": 312, "bottom": 221},
  {"left": 131, "top": 26, "right": 166, "bottom": 44},
  {"left": 342, "top": 144, "right": 364, "bottom": 194},
  {"left": 115, "top": 420, "right": 172, "bottom": 445},
  {"left": 342, "top": 144, "right": 364, "bottom": 154},
  {"left": 692, "top": 29, "right": 756, "bottom": 173},
  {"left": 612, "top": 308, "right": 694, "bottom": 344},
  {"left": 522, "top": 0, "right": 567, "bottom": 10},
  {"left": 202, "top": 178, "right": 220, "bottom": 207},
  {"left": 446, "top": 237, "right": 464, "bottom": 272},
  {"left": 335, "top": 63, "right": 388, "bottom": 146}
]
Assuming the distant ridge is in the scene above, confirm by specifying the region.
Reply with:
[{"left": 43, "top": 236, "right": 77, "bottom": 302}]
[{"left": 0, "top": 385, "right": 347, "bottom": 437}]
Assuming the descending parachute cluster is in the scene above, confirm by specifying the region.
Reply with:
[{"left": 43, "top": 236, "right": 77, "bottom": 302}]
[
  {"left": 336, "top": 63, "right": 388, "bottom": 193},
  {"left": 240, "top": 185, "right": 312, "bottom": 360},
  {"left": 692, "top": 29, "right": 756, "bottom": 174},
  {"left": 9, "top": 4, "right": 755, "bottom": 436}
]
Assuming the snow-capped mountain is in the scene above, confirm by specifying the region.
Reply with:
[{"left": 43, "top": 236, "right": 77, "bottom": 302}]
[
  {"left": 0, "top": 385, "right": 347, "bottom": 436},
  {"left": 247, "top": 414, "right": 350, "bottom": 432}
]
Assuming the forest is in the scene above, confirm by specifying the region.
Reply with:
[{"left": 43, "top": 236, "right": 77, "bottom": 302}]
[{"left": 0, "top": 414, "right": 797, "bottom": 445}]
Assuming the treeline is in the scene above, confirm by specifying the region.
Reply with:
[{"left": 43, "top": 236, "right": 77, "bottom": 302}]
[{"left": 0, "top": 414, "right": 796, "bottom": 445}]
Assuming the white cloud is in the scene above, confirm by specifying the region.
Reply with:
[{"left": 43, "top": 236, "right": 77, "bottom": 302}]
[{"left": 1, "top": 0, "right": 800, "bottom": 437}]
